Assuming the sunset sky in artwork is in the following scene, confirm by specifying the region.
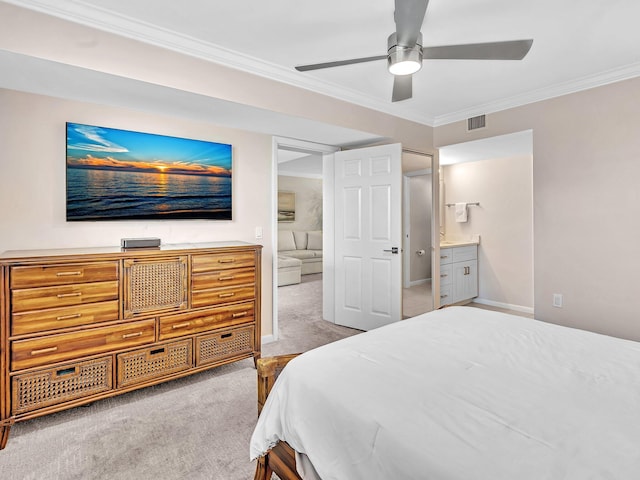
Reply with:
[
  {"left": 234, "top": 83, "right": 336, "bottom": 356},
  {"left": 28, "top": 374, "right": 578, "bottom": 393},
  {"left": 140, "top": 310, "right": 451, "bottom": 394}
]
[{"left": 66, "top": 123, "right": 232, "bottom": 177}]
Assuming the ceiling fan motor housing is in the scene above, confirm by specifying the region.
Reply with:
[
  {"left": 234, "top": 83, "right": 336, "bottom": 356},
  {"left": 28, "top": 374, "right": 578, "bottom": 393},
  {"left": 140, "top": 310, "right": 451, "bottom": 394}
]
[{"left": 387, "top": 32, "right": 423, "bottom": 75}]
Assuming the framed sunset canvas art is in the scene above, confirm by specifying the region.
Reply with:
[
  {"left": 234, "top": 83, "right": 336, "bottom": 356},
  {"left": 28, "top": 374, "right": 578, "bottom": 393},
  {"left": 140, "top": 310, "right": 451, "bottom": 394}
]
[{"left": 66, "top": 122, "right": 232, "bottom": 221}]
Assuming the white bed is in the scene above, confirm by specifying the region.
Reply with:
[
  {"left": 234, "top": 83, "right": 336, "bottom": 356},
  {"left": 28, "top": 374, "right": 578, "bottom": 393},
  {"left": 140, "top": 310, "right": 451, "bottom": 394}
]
[{"left": 250, "top": 306, "right": 640, "bottom": 479}]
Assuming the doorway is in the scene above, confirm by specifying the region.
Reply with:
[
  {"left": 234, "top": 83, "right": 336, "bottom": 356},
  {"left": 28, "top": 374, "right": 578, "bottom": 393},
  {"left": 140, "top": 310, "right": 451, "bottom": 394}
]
[
  {"left": 402, "top": 150, "right": 435, "bottom": 318},
  {"left": 437, "top": 130, "right": 534, "bottom": 314},
  {"left": 271, "top": 137, "right": 338, "bottom": 341}
]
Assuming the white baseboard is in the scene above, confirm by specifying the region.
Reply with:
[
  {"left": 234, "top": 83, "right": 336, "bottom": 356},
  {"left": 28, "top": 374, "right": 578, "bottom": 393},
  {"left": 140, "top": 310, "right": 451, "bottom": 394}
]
[
  {"left": 261, "top": 334, "right": 275, "bottom": 344},
  {"left": 408, "top": 278, "right": 431, "bottom": 287},
  {"left": 473, "top": 297, "right": 534, "bottom": 315}
]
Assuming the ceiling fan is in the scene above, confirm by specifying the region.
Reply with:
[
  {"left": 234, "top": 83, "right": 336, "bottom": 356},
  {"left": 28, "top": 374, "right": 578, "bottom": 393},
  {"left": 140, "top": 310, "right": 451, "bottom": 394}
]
[{"left": 295, "top": 0, "right": 533, "bottom": 102}]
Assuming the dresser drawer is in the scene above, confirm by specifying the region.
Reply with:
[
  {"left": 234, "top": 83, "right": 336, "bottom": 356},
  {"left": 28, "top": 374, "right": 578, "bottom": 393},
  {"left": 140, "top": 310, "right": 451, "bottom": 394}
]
[
  {"left": 11, "top": 356, "right": 113, "bottom": 415},
  {"left": 159, "top": 302, "right": 254, "bottom": 341},
  {"left": 191, "top": 285, "right": 256, "bottom": 309},
  {"left": 440, "top": 264, "right": 453, "bottom": 287},
  {"left": 195, "top": 325, "right": 254, "bottom": 367},
  {"left": 439, "top": 248, "right": 453, "bottom": 265},
  {"left": 11, "top": 319, "right": 156, "bottom": 371},
  {"left": 10, "top": 262, "right": 119, "bottom": 289},
  {"left": 116, "top": 339, "right": 192, "bottom": 388},
  {"left": 11, "top": 300, "right": 120, "bottom": 336},
  {"left": 191, "top": 267, "right": 255, "bottom": 290},
  {"left": 11, "top": 281, "right": 119, "bottom": 313},
  {"left": 452, "top": 245, "right": 477, "bottom": 263},
  {"left": 191, "top": 251, "right": 256, "bottom": 273},
  {"left": 123, "top": 256, "right": 188, "bottom": 318}
]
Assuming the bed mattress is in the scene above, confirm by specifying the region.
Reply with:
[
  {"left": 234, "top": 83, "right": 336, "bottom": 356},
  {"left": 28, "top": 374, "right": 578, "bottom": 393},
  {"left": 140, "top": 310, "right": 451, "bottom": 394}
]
[{"left": 250, "top": 306, "right": 640, "bottom": 479}]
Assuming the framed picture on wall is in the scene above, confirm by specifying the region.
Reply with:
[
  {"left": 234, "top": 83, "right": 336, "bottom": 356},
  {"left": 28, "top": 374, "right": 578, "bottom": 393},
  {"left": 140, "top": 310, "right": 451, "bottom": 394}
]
[
  {"left": 66, "top": 122, "right": 232, "bottom": 221},
  {"left": 278, "top": 191, "right": 295, "bottom": 222}
]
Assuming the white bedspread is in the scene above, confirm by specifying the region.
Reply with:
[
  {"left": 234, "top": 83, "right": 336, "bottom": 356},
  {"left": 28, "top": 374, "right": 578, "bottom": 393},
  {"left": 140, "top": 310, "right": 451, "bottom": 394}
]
[{"left": 250, "top": 307, "right": 640, "bottom": 479}]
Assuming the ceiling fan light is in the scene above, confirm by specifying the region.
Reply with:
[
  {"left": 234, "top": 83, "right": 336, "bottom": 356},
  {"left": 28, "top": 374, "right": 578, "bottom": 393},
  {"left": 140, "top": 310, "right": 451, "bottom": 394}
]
[
  {"left": 387, "top": 37, "right": 423, "bottom": 76},
  {"left": 388, "top": 59, "right": 421, "bottom": 75}
]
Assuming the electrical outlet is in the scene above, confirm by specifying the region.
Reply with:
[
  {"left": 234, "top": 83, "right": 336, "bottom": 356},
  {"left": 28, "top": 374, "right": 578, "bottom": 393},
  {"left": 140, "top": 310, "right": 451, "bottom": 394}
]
[{"left": 552, "top": 293, "right": 563, "bottom": 308}]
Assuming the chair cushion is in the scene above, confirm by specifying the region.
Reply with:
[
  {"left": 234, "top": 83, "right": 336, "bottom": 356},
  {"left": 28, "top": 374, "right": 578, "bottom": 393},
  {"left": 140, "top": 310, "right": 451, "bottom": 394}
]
[
  {"left": 293, "top": 231, "right": 308, "bottom": 250},
  {"left": 307, "top": 231, "right": 322, "bottom": 250},
  {"left": 278, "top": 231, "right": 296, "bottom": 251},
  {"left": 281, "top": 250, "right": 317, "bottom": 260}
]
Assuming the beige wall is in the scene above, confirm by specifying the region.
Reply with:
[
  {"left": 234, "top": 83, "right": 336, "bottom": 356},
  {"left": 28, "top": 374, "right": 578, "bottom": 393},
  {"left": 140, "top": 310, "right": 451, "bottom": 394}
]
[
  {"left": 435, "top": 76, "right": 640, "bottom": 341},
  {"left": 443, "top": 156, "right": 533, "bottom": 310},
  {"left": 0, "top": 88, "right": 274, "bottom": 334},
  {"left": 277, "top": 176, "right": 323, "bottom": 232}
]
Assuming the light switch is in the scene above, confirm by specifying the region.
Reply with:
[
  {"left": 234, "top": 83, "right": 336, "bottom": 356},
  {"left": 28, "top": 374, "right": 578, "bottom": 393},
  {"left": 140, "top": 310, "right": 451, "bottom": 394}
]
[{"left": 255, "top": 226, "right": 263, "bottom": 239}]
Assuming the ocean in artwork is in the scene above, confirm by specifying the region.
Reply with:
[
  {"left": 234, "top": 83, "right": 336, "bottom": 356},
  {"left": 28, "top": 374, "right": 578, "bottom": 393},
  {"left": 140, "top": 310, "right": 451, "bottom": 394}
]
[
  {"left": 67, "top": 168, "right": 232, "bottom": 220},
  {"left": 65, "top": 123, "right": 232, "bottom": 221}
]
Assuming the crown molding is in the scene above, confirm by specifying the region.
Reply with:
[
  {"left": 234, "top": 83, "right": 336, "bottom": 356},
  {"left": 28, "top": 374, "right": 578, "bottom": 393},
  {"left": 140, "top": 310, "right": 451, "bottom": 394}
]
[{"left": 433, "top": 61, "right": 640, "bottom": 127}]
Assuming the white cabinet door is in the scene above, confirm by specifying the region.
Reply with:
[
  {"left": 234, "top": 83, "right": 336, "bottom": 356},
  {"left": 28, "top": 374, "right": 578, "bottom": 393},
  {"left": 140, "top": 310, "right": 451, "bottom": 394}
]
[{"left": 453, "top": 259, "right": 478, "bottom": 303}]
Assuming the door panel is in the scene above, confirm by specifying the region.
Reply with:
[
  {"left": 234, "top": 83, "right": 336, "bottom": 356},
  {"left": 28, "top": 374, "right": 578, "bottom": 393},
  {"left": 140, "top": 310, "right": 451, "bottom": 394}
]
[{"left": 334, "top": 144, "right": 402, "bottom": 331}]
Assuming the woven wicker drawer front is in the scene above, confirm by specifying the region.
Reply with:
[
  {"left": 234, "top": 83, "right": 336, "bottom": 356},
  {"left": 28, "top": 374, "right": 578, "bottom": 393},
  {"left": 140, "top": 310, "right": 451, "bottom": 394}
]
[
  {"left": 12, "top": 300, "right": 120, "bottom": 336},
  {"left": 195, "top": 325, "right": 254, "bottom": 367},
  {"left": 191, "top": 285, "right": 255, "bottom": 309},
  {"left": 117, "top": 339, "right": 192, "bottom": 388},
  {"left": 10, "top": 262, "right": 119, "bottom": 289},
  {"left": 11, "top": 356, "right": 113, "bottom": 415},
  {"left": 191, "top": 266, "right": 255, "bottom": 290},
  {"left": 11, "top": 319, "right": 156, "bottom": 371},
  {"left": 123, "top": 257, "right": 187, "bottom": 318},
  {"left": 11, "top": 281, "right": 119, "bottom": 313},
  {"left": 159, "top": 302, "right": 254, "bottom": 341},
  {"left": 191, "top": 251, "right": 256, "bottom": 273}
]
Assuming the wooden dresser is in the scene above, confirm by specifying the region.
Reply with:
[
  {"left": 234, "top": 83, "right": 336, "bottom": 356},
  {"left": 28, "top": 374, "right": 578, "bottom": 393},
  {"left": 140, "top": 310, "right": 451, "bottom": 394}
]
[{"left": 0, "top": 241, "right": 262, "bottom": 450}]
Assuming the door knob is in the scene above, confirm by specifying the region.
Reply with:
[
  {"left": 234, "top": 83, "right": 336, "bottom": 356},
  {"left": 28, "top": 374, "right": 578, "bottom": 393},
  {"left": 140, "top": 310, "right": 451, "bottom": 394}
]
[{"left": 383, "top": 247, "right": 399, "bottom": 254}]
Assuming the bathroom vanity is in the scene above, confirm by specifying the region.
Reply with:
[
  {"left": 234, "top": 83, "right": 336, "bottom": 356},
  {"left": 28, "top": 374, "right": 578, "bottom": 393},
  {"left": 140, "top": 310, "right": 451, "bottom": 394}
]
[{"left": 439, "top": 242, "right": 478, "bottom": 306}]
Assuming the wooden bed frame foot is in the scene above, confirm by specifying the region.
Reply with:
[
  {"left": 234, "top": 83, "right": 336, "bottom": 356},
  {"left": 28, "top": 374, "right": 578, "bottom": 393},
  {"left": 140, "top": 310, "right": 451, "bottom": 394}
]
[{"left": 254, "top": 456, "right": 272, "bottom": 480}]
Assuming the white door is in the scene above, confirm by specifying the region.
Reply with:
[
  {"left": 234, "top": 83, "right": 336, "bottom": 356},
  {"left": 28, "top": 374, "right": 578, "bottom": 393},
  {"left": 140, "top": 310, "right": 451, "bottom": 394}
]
[{"left": 334, "top": 144, "right": 402, "bottom": 331}]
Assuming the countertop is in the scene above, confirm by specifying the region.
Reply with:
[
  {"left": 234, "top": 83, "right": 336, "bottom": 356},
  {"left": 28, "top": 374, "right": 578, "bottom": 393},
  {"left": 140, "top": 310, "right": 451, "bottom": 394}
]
[{"left": 439, "top": 240, "right": 479, "bottom": 248}]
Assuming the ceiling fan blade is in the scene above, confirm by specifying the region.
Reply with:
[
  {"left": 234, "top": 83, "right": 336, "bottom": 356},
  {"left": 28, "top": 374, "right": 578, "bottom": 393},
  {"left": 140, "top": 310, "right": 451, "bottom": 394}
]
[
  {"left": 424, "top": 39, "right": 533, "bottom": 60},
  {"left": 394, "top": 0, "right": 429, "bottom": 47},
  {"left": 295, "top": 55, "right": 387, "bottom": 72},
  {"left": 392, "top": 75, "right": 413, "bottom": 102}
]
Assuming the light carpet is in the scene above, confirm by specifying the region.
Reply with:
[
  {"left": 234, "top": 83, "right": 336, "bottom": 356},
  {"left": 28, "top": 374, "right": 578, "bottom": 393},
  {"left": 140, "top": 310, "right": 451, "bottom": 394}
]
[{"left": 0, "top": 274, "right": 359, "bottom": 480}]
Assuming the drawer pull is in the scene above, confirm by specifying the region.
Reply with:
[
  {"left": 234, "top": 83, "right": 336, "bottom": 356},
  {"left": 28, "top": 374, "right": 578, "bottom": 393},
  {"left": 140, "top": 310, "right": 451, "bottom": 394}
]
[
  {"left": 122, "top": 332, "right": 143, "bottom": 339},
  {"left": 31, "top": 346, "right": 58, "bottom": 356},
  {"left": 218, "top": 292, "right": 236, "bottom": 298},
  {"left": 57, "top": 292, "right": 82, "bottom": 299},
  {"left": 219, "top": 275, "right": 235, "bottom": 281},
  {"left": 440, "top": 294, "right": 448, "bottom": 299},
  {"left": 232, "top": 311, "right": 248, "bottom": 318},
  {"left": 440, "top": 274, "right": 448, "bottom": 278},
  {"left": 218, "top": 259, "right": 235, "bottom": 264},
  {"left": 56, "top": 313, "right": 82, "bottom": 321},
  {"left": 171, "top": 322, "right": 190, "bottom": 330},
  {"left": 440, "top": 255, "right": 449, "bottom": 259},
  {"left": 56, "top": 367, "right": 77, "bottom": 376},
  {"left": 56, "top": 271, "right": 82, "bottom": 277},
  {"left": 150, "top": 347, "right": 166, "bottom": 355},
  {"left": 221, "top": 333, "right": 233, "bottom": 339}
]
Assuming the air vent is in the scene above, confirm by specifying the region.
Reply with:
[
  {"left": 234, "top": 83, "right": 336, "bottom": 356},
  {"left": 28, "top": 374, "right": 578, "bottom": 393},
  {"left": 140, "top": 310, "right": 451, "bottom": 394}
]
[{"left": 467, "top": 115, "right": 486, "bottom": 131}]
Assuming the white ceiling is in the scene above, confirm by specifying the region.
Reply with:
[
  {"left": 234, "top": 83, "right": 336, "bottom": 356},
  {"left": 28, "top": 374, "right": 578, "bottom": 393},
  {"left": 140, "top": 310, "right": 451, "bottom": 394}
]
[{"left": 7, "top": 0, "right": 640, "bottom": 127}]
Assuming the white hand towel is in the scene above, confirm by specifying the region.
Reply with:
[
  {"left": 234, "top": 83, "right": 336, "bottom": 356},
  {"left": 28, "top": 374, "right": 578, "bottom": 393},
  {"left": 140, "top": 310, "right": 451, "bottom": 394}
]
[{"left": 455, "top": 202, "right": 468, "bottom": 223}]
